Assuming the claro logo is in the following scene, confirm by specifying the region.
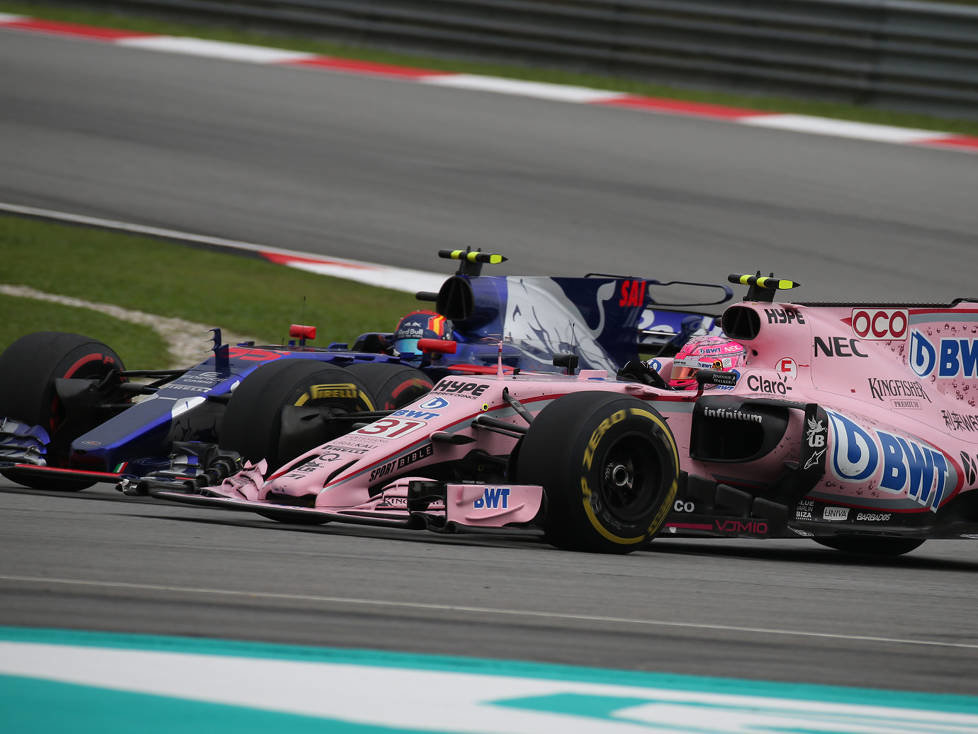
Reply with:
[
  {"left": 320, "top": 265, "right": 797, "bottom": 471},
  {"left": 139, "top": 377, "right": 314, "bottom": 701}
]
[
  {"left": 746, "top": 374, "right": 789, "bottom": 395},
  {"left": 851, "top": 309, "right": 908, "bottom": 341}
]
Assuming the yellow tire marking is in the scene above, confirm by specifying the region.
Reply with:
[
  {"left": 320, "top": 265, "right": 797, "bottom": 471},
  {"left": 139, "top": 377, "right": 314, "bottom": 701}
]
[
  {"left": 580, "top": 407, "right": 680, "bottom": 544},
  {"left": 582, "top": 409, "right": 625, "bottom": 471},
  {"left": 294, "top": 383, "right": 374, "bottom": 411},
  {"left": 581, "top": 477, "right": 645, "bottom": 545},
  {"left": 628, "top": 407, "right": 680, "bottom": 468},
  {"left": 648, "top": 478, "right": 678, "bottom": 535}
]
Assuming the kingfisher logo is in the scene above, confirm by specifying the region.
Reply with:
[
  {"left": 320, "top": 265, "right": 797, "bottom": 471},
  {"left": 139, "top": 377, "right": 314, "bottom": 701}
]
[
  {"left": 909, "top": 330, "right": 978, "bottom": 378},
  {"left": 827, "top": 410, "right": 953, "bottom": 511}
]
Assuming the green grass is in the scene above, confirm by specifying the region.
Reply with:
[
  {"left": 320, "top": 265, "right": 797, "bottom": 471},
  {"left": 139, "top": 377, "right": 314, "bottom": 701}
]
[
  {"left": 3, "top": 0, "right": 978, "bottom": 137},
  {"left": 0, "top": 215, "right": 422, "bottom": 367},
  {"left": 0, "top": 292, "right": 168, "bottom": 368}
]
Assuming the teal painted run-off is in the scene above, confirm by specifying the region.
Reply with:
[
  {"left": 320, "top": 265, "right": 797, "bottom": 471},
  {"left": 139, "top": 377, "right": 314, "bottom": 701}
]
[
  {"left": 2, "top": 626, "right": 978, "bottom": 733},
  {"left": 0, "top": 674, "right": 414, "bottom": 734}
]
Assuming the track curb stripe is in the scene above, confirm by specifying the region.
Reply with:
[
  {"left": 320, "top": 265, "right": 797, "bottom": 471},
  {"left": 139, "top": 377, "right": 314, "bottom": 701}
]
[
  {"left": 0, "top": 16, "right": 153, "bottom": 40},
  {"left": 283, "top": 56, "right": 453, "bottom": 79},
  {"left": 595, "top": 95, "right": 773, "bottom": 120},
  {"left": 116, "top": 35, "right": 317, "bottom": 63},
  {"left": 1, "top": 15, "right": 975, "bottom": 153},
  {"left": 0, "top": 201, "right": 445, "bottom": 294}
]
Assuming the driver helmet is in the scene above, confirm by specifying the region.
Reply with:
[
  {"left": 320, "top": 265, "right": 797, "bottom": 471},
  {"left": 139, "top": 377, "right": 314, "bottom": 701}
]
[
  {"left": 391, "top": 310, "right": 451, "bottom": 356},
  {"left": 669, "top": 335, "right": 746, "bottom": 390}
]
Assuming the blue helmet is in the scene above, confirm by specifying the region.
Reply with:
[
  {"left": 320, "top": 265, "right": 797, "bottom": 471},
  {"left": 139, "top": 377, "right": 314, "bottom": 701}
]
[{"left": 391, "top": 311, "right": 450, "bottom": 356}]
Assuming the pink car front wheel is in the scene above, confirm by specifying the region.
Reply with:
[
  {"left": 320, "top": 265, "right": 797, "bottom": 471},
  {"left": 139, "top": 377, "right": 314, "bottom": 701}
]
[{"left": 516, "top": 391, "right": 679, "bottom": 554}]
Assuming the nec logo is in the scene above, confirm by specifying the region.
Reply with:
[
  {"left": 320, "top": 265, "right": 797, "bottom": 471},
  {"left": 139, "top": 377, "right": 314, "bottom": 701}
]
[
  {"left": 813, "top": 336, "right": 868, "bottom": 358},
  {"left": 851, "top": 309, "right": 908, "bottom": 341}
]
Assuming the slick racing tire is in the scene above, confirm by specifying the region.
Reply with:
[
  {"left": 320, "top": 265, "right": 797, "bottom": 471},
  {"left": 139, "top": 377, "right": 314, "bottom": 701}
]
[
  {"left": 814, "top": 535, "right": 925, "bottom": 557},
  {"left": 219, "top": 360, "right": 376, "bottom": 472},
  {"left": 0, "top": 331, "right": 125, "bottom": 491},
  {"left": 517, "top": 392, "right": 679, "bottom": 554},
  {"left": 344, "top": 363, "right": 433, "bottom": 410}
]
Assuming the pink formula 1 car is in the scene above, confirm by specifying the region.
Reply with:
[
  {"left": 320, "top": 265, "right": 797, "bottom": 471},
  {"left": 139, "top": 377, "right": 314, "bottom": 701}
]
[{"left": 149, "top": 275, "right": 978, "bottom": 556}]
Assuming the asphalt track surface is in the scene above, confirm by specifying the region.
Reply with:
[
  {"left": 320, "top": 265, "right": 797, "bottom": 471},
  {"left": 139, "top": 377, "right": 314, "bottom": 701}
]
[
  {"left": 1, "top": 30, "right": 976, "bottom": 303},
  {"left": 3, "top": 480, "right": 978, "bottom": 696},
  {"left": 3, "top": 28, "right": 978, "bottom": 697}
]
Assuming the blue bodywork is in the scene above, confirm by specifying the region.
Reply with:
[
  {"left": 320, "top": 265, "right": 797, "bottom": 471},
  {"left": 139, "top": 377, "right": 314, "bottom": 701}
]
[{"left": 0, "top": 262, "right": 731, "bottom": 480}]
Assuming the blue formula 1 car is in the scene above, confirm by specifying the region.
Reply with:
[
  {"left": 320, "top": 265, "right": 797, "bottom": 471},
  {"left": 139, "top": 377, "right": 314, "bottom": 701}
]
[{"left": 0, "top": 250, "right": 731, "bottom": 492}]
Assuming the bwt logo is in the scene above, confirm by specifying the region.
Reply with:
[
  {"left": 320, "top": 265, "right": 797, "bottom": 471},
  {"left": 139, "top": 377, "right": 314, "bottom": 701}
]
[
  {"left": 392, "top": 409, "right": 438, "bottom": 420},
  {"left": 909, "top": 330, "right": 978, "bottom": 378},
  {"left": 473, "top": 487, "right": 510, "bottom": 509},
  {"left": 827, "top": 410, "right": 952, "bottom": 511},
  {"left": 419, "top": 396, "right": 449, "bottom": 410}
]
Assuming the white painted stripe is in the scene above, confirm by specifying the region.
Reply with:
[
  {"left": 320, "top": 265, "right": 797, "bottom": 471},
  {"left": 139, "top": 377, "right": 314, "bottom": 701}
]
[
  {"left": 424, "top": 73, "right": 625, "bottom": 103},
  {"left": 0, "top": 13, "right": 25, "bottom": 23},
  {"left": 0, "top": 202, "right": 444, "bottom": 294},
  {"left": 5, "top": 641, "right": 978, "bottom": 733},
  {"left": 0, "top": 285, "right": 253, "bottom": 368},
  {"left": 3, "top": 574, "right": 978, "bottom": 651},
  {"left": 5, "top": 642, "right": 977, "bottom": 733},
  {"left": 278, "top": 259, "right": 446, "bottom": 295},
  {"left": 116, "top": 36, "right": 317, "bottom": 64},
  {"left": 740, "top": 114, "right": 943, "bottom": 143}
]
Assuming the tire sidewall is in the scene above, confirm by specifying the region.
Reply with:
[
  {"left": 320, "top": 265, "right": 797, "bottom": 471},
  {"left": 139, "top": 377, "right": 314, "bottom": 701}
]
[
  {"left": 565, "top": 400, "right": 678, "bottom": 549},
  {"left": 344, "top": 362, "right": 433, "bottom": 410},
  {"left": 220, "top": 360, "right": 375, "bottom": 468},
  {"left": 0, "top": 332, "right": 124, "bottom": 435},
  {"left": 519, "top": 392, "right": 679, "bottom": 553},
  {"left": 0, "top": 331, "right": 124, "bottom": 489}
]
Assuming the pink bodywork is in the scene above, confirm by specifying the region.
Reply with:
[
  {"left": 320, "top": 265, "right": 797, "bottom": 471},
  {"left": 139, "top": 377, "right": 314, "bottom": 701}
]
[{"left": 189, "top": 298, "right": 978, "bottom": 533}]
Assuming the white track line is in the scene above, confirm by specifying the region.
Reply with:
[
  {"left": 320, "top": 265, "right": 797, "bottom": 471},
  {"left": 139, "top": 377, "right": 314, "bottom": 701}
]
[
  {"left": 3, "top": 574, "right": 977, "bottom": 651},
  {"left": 424, "top": 74, "right": 626, "bottom": 103},
  {"left": 741, "top": 115, "right": 943, "bottom": 143},
  {"left": 117, "top": 36, "right": 317, "bottom": 64}
]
